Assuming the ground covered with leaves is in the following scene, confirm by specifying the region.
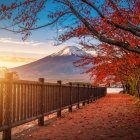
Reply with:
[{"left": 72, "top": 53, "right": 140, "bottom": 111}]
[{"left": 14, "top": 94, "right": 140, "bottom": 140}]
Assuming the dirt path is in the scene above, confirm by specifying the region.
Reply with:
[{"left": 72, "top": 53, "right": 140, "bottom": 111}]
[{"left": 14, "top": 94, "right": 140, "bottom": 140}]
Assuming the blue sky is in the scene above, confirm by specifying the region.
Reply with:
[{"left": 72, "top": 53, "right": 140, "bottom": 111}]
[
  {"left": 0, "top": 0, "right": 99, "bottom": 68},
  {"left": 0, "top": 0, "right": 75, "bottom": 67}
]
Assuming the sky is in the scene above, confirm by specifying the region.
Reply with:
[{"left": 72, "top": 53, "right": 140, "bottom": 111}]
[
  {"left": 0, "top": 0, "right": 99, "bottom": 68},
  {"left": 0, "top": 0, "right": 76, "bottom": 68},
  {"left": 0, "top": 32, "right": 69, "bottom": 68},
  {"left": 0, "top": 34, "right": 75, "bottom": 68}
]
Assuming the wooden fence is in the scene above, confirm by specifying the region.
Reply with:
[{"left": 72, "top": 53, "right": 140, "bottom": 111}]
[{"left": 0, "top": 73, "right": 106, "bottom": 140}]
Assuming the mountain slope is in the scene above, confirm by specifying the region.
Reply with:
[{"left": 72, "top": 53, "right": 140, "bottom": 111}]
[{"left": 11, "top": 46, "right": 91, "bottom": 82}]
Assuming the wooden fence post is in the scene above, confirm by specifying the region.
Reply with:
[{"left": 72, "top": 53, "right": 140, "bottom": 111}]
[
  {"left": 99, "top": 88, "right": 101, "bottom": 98},
  {"left": 87, "top": 85, "right": 90, "bottom": 104},
  {"left": 96, "top": 87, "right": 98, "bottom": 100},
  {"left": 77, "top": 84, "right": 80, "bottom": 109},
  {"left": 38, "top": 78, "right": 45, "bottom": 126},
  {"left": 96, "top": 87, "right": 99, "bottom": 100},
  {"left": 3, "top": 73, "right": 13, "bottom": 140},
  {"left": 68, "top": 82, "right": 72, "bottom": 112},
  {"left": 82, "top": 84, "right": 85, "bottom": 106},
  {"left": 57, "top": 80, "right": 62, "bottom": 117},
  {"left": 105, "top": 87, "right": 107, "bottom": 96},
  {"left": 94, "top": 87, "right": 97, "bottom": 101},
  {"left": 90, "top": 85, "right": 93, "bottom": 102}
]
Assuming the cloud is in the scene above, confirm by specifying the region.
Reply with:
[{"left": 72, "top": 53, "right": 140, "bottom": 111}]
[
  {"left": 0, "top": 56, "right": 37, "bottom": 62},
  {"left": 0, "top": 37, "right": 45, "bottom": 47},
  {"left": 58, "top": 29, "right": 63, "bottom": 32},
  {"left": 58, "top": 28, "right": 69, "bottom": 32},
  {"left": 0, "top": 37, "right": 57, "bottom": 54},
  {"left": 0, "top": 37, "right": 69, "bottom": 59}
]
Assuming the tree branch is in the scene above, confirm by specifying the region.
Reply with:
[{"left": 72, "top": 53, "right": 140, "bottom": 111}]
[
  {"left": 0, "top": 11, "right": 71, "bottom": 33},
  {"left": 81, "top": 0, "right": 140, "bottom": 38},
  {"left": 65, "top": 0, "right": 140, "bottom": 54}
]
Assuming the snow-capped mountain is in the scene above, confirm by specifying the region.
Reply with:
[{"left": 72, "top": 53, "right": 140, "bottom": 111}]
[
  {"left": 51, "top": 46, "right": 87, "bottom": 56},
  {"left": 11, "top": 46, "right": 91, "bottom": 82}
]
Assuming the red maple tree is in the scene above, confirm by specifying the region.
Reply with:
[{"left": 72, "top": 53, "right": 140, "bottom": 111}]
[
  {"left": 0, "top": 0, "right": 139, "bottom": 53},
  {"left": 0, "top": 0, "right": 140, "bottom": 95}
]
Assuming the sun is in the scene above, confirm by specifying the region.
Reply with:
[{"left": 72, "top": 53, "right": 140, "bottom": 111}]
[{"left": 0, "top": 57, "right": 36, "bottom": 68}]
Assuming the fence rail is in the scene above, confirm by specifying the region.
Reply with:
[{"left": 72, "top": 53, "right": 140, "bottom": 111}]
[{"left": 0, "top": 73, "right": 106, "bottom": 140}]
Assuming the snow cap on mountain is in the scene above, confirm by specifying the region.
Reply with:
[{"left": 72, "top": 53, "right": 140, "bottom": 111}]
[{"left": 51, "top": 46, "right": 87, "bottom": 56}]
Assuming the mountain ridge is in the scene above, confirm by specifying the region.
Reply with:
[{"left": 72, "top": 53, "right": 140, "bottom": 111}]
[{"left": 11, "top": 46, "right": 91, "bottom": 83}]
